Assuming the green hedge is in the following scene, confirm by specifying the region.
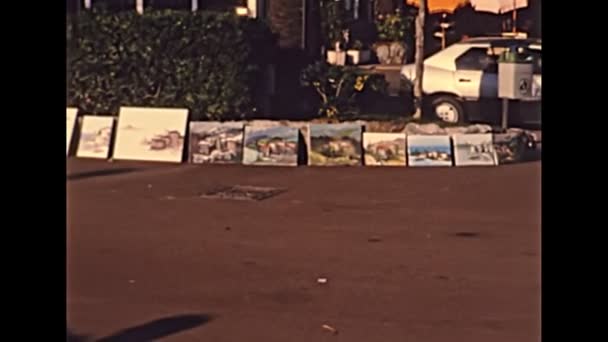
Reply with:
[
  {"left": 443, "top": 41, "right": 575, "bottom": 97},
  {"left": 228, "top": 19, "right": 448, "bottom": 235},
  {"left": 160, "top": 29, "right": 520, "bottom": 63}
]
[{"left": 67, "top": 10, "right": 276, "bottom": 120}]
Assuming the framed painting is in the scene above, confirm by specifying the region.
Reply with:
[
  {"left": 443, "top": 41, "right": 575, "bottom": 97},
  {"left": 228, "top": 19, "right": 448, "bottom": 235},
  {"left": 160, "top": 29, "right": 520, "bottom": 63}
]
[{"left": 112, "top": 107, "right": 189, "bottom": 163}]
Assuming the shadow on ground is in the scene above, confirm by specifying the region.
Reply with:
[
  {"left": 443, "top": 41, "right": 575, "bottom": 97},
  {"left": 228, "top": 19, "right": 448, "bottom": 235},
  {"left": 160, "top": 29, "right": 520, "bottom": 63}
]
[
  {"left": 67, "top": 168, "right": 139, "bottom": 181},
  {"left": 68, "top": 314, "right": 213, "bottom": 342}
]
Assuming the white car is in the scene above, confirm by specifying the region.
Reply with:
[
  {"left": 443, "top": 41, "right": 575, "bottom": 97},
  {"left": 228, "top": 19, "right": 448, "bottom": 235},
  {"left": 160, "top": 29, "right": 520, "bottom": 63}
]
[{"left": 400, "top": 37, "right": 541, "bottom": 124}]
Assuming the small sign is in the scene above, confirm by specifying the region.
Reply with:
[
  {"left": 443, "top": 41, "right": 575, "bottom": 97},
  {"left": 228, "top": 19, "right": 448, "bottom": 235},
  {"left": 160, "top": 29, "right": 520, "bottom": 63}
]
[{"left": 519, "top": 78, "right": 529, "bottom": 95}]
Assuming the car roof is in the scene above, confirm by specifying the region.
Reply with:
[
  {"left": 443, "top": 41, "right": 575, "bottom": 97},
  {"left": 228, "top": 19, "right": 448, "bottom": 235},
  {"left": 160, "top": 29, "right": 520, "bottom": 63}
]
[
  {"left": 457, "top": 36, "right": 542, "bottom": 47},
  {"left": 423, "top": 37, "right": 541, "bottom": 71}
]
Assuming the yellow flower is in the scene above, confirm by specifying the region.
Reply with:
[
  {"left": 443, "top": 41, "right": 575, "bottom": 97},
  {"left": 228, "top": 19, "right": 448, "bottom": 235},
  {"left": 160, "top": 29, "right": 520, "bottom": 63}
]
[
  {"left": 326, "top": 106, "right": 337, "bottom": 118},
  {"left": 354, "top": 75, "right": 368, "bottom": 91}
]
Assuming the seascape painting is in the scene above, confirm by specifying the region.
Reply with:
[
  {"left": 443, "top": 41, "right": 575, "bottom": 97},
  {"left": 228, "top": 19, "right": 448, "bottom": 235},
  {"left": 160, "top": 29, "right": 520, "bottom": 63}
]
[{"left": 407, "top": 135, "right": 453, "bottom": 167}]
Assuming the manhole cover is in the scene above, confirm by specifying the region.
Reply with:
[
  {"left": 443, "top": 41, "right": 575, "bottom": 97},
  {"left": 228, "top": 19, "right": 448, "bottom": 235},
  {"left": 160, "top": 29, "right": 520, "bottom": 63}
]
[{"left": 201, "top": 185, "right": 286, "bottom": 201}]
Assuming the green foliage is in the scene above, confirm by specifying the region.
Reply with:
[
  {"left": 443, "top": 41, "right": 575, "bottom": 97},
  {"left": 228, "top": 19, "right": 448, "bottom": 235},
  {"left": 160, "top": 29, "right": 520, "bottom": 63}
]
[
  {"left": 66, "top": 9, "right": 276, "bottom": 120},
  {"left": 300, "top": 61, "right": 388, "bottom": 119},
  {"left": 376, "top": 9, "right": 413, "bottom": 42}
]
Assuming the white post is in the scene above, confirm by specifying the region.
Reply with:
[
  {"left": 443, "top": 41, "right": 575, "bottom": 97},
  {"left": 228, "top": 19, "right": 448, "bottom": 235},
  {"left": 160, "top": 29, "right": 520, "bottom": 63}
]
[
  {"left": 192, "top": 0, "right": 198, "bottom": 12},
  {"left": 136, "top": 0, "right": 144, "bottom": 14},
  {"left": 84, "top": 0, "right": 92, "bottom": 10}
]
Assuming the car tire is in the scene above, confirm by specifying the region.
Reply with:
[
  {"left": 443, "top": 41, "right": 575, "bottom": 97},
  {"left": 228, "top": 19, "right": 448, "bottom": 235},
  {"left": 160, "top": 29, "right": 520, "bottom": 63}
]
[{"left": 428, "top": 96, "right": 466, "bottom": 124}]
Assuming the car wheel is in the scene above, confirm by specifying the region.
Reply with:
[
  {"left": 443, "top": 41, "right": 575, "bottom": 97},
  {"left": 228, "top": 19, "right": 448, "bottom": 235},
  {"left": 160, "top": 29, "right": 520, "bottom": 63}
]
[{"left": 429, "top": 96, "right": 466, "bottom": 124}]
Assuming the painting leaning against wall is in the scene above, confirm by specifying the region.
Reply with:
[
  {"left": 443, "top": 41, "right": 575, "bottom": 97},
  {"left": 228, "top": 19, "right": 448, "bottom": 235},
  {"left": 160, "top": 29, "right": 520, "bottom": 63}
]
[
  {"left": 189, "top": 122, "right": 244, "bottom": 164},
  {"left": 76, "top": 115, "right": 115, "bottom": 159},
  {"left": 452, "top": 133, "right": 497, "bottom": 166},
  {"left": 112, "top": 107, "right": 189, "bottom": 163},
  {"left": 363, "top": 132, "right": 407, "bottom": 166},
  {"left": 309, "top": 123, "right": 363, "bottom": 166},
  {"left": 66, "top": 107, "right": 78, "bottom": 155},
  {"left": 243, "top": 125, "right": 299, "bottom": 167},
  {"left": 407, "top": 135, "right": 453, "bottom": 167}
]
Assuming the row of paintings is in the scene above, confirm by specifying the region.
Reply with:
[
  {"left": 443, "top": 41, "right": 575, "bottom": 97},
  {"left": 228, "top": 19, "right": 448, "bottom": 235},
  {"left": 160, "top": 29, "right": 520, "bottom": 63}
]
[{"left": 66, "top": 107, "right": 500, "bottom": 166}]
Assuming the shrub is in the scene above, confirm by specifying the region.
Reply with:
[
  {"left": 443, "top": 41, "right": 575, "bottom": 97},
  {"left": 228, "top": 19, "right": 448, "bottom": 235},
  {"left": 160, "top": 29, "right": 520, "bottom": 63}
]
[
  {"left": 300, "top": 61, "right": 387, "bottom": 120},
  {"left": 66, "top": 9, "right": 276, "bottom": 120}
]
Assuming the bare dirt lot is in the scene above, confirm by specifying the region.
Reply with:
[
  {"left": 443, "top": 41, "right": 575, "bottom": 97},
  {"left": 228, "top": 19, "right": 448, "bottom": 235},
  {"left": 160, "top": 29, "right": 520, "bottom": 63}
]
[{"left": 67, "top": 159, "right": 541, "bottom": 342}]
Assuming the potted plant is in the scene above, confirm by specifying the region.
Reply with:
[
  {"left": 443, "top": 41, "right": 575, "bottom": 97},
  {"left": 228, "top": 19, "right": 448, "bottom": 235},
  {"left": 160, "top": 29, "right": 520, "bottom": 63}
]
[
  {"left": 374, "top": 9, "right": 413, "bottom": 65},
  {"left": 326, "top": 30, "right": 348, "bottom": 66},
  {"left": 347, "top": 40, "right": 372, "bottom": 65}
]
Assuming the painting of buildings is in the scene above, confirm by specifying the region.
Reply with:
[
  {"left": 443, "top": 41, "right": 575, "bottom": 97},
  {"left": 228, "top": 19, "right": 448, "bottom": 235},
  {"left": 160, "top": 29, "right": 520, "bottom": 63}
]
[
  {"left": 363, "top": 132, "right": 407, "bottom": 166},
  {"left": 189, "top": 122, "right": 244, "bottom": 164},
  {"left": 309, "top": 123, "right": 362, "bottom": 166},
  {"left": 66, "top": 107, "right": 78, "bottom": 155},
  {"left": 76, "top": 116, "right": 115, "bottom": 159},
  {"left": 112, "top": 107, "right": 189, "bottom": 163},
  {"left": 407, "top": 135, "right": 453, "bottom": 167},
  {"left": 243, "top": 125, "right": 299, "bottom": 166},
  {"left": 452, "top": 133, "right": 498, "bottom": 166}
]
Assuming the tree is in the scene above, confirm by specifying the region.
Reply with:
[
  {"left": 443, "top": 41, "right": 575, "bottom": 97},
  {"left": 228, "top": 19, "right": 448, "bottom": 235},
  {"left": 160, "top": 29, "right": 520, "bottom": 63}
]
[{"left": 412, "top": 0, "right": 426, "bottom": 120}]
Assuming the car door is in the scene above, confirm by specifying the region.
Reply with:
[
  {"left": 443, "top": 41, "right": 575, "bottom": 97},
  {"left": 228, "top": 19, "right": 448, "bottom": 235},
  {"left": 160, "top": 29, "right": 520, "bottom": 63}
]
[{"left": 454, "top": 47, "right": 498, "bottom": 100}]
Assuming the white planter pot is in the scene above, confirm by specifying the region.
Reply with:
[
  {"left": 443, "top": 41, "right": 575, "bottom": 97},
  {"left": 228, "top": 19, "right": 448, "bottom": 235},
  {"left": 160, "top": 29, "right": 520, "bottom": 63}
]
[
  {"left": 347, "top": 50, "right": 371, "bottom": 65},
  {"left": 327, "top": 50, "right": 346, "bottom": 66}
]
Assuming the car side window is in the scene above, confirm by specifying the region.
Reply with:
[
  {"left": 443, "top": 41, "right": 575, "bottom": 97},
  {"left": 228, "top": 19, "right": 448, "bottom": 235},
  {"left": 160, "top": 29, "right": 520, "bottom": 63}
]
[{"left": 455, "top": 48, "right": 498, "bottom": 73}]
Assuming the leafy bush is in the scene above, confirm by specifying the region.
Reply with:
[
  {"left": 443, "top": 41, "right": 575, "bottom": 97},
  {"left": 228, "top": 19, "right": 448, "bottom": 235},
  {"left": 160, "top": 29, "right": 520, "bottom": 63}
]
[
  {"left": 66, "top": 9, "right": 276, "bottom": 120},
  {"left": 300, "top": 61, "right": 387, "bottom": 119}
]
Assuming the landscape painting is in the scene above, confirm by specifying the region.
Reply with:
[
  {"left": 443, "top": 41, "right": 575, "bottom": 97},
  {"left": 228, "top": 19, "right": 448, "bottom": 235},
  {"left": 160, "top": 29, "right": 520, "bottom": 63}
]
[
  {"left": 189, "top": 122, "right": 244, "bottom": 164},
  {"left": 76, "top": 116, "right": 115, "bottom": 159},
  {"left": 243, "top": 125, "right": 299, "bottom": 166},
  {"left": 66, "top": 107, "right": 78, "bottom": 155},
  {"left": 407, "top": 135, "right": 453, "bottom": 167},
  {"left": 363, "top": 132, "right": 407, "bottom": 166},
  {"left": 112, "top": 107, "right": 189, "bottom": 163},
  {"left": 309, "top": 123, "right": 362, "bottom": 166},
  {"left": 452, "top": 134, "right": 498, "bottom": 166}
]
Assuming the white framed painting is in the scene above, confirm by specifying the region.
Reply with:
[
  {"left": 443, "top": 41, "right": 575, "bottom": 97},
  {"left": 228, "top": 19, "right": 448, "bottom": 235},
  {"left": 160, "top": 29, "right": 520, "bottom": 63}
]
[
  {"left": 66, "top": 107, "right": 78, "bottom": 155},
  {"left": 112, "top": 107, "right": 189, "bottom": 163},
  {"left": 76, "top": 116, "right": 115, "bottom": 159},
  {"left": 452, "top": 133, "right": 498, "bottom": 166},
  {"left": 407, "top": 135, "right": 453, "bottom": 167},
  {"left": 363, "top": 132, "right": 407, "bottom": 166}
]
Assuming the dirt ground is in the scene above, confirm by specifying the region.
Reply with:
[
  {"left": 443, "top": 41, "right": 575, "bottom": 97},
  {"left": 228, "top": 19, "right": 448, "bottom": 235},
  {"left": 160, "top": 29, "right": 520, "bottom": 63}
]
[{"left": 67, "top": 159, "right": 541, "bottom": 342}]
